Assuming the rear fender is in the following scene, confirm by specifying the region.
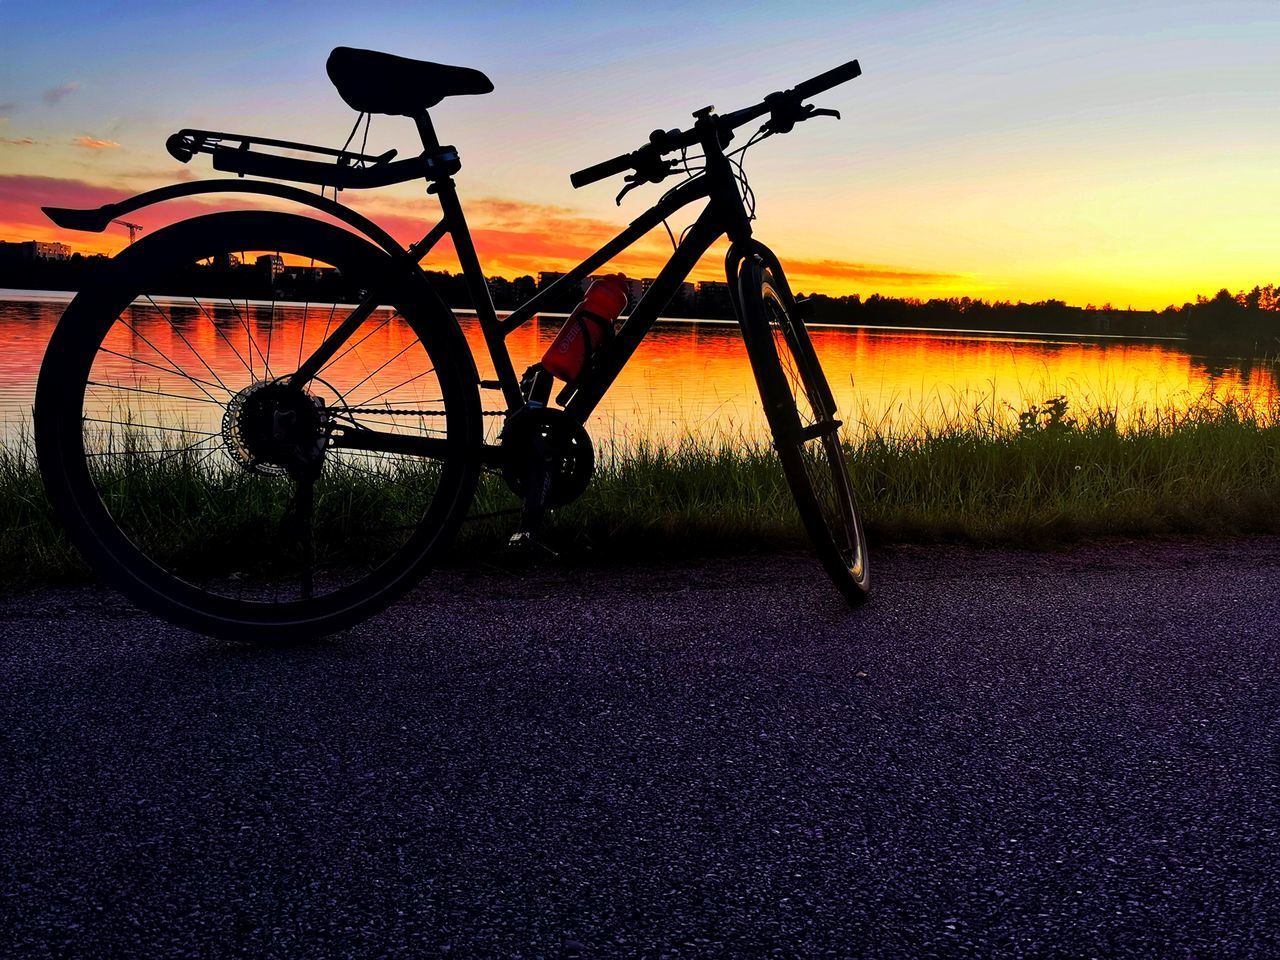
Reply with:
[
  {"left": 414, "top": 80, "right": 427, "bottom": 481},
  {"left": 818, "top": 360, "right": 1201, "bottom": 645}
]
[{"left": 43, "top": 179, "right": 407, "bottom": 257}]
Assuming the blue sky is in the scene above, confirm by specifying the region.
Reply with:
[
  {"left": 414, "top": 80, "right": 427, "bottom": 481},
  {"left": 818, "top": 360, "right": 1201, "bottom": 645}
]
[{"left": 3, "top": 0, "right": 1278, "bottom": 304}]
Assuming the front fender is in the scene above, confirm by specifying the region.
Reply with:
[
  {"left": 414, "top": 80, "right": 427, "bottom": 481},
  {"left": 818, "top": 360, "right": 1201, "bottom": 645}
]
[{"left": 43, "top": 179, "right": 406, "bottom": 257}]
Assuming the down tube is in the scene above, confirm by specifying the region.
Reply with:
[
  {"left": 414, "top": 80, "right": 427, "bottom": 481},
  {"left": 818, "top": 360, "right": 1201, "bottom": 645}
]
[{"left": 564, "top": 212, "right": 723, "bottom": 421}]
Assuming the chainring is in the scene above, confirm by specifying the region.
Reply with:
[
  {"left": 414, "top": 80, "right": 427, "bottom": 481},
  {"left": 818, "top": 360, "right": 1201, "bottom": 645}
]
[{"left": 499, "top": 408, "right": 595, "bottom": 509}]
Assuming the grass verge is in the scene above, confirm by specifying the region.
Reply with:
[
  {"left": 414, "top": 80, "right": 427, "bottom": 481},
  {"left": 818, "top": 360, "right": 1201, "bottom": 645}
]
[{"left": 5, "top": 396, "right": 1280, "bottom": 586}]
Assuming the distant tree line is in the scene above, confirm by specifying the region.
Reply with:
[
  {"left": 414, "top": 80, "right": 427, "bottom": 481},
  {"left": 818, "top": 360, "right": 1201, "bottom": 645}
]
[
  {"left": 795, "top": 293, "right": 1176, "bottom": 337},
  {"left": 794, "top": 284, "right": 1280, "bottom": 348},
  {"left": 4, "top": 250, "right": 1278, "bottom": 351},
  {"left": 1163, "top": 285, "right": 1280, "bottom": 351}
]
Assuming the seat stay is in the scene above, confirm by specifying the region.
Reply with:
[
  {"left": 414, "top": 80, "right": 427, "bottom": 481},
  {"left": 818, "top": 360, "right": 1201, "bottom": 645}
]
[{"left": 431, "top": 178, "right": 525, "bottom": 411}]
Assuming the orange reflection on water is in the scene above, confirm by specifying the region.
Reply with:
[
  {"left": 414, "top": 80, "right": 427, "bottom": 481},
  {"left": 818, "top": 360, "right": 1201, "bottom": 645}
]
[
  {"left": 2, "top": 292, "right": 1277, "bottom": 448},
  {"left": 467, "top": 314, "right": 1280, "bottom": 444}
]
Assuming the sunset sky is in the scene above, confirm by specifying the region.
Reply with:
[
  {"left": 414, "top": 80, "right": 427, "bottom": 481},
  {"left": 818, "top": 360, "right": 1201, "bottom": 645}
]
[{"left": 2, "top": 0, "right": 1278, "bottom": 309}]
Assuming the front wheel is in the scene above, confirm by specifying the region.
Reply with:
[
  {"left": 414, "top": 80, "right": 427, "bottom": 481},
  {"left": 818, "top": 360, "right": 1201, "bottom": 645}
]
[
  {"left": 738, "top": 256, "right": 870, "bottom": 605},
  {"left": 35, "top": 211, "right": 482, "bottom": 641}
]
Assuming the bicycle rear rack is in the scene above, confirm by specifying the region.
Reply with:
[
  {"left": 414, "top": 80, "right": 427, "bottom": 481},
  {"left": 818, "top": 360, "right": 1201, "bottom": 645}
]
[
  {"left": 165, "top": 128, "right": 397, "bottom": 166},
  {"left": 164, "top": 128, "right": 460, "bottom": 190}
]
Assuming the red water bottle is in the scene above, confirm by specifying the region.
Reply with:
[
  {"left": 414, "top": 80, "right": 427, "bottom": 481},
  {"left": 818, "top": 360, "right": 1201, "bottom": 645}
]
[{"left": 540, "top": 274, "right": 629, "bottom": 383}]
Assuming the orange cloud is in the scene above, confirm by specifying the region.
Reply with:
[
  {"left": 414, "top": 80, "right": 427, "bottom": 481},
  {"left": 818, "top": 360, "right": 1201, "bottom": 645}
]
[
  {"left": 0, "top": 174, "right": 279, "bottom": 255},
  {"left": 782, "top": 258, "right": 965, "bottom": 288},
  {"left": 0, "top": 174, "right": 960, "bottom": 297},
  {"left": 72, "top": 135, "right": 121, "bottom": 150}
]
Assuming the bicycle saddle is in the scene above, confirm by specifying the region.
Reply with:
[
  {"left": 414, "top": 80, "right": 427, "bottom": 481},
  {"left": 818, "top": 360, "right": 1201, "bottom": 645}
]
[{"left": 326, "top": 46, "right": 494, "bottom": 116}]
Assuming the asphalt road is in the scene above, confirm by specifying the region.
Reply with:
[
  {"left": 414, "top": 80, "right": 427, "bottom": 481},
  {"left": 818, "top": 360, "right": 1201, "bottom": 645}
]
[{"left": 4, "top": 539, "right": 1280, "bottom": 959}]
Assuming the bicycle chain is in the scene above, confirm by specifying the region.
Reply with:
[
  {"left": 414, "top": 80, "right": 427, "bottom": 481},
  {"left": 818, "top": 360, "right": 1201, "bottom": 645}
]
[{"left": 342, "top": 406, "right": 506, "bottom": 417}]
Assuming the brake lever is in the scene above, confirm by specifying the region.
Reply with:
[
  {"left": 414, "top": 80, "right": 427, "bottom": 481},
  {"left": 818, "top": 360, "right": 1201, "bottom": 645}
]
[
  {"left": 615, "top": 175, "right": 644, "bottom": 206},
  {"left": 614, "top": 156, "right": 678, "bottom": 205},
  {"left": 763, "top": 102, "right": 842, "bottom": 136}
]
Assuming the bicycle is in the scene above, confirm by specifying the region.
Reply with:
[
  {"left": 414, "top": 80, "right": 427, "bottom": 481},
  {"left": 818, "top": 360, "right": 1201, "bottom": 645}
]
[{"left": 35, "top": 46, "right": 869, "bottom": 641}]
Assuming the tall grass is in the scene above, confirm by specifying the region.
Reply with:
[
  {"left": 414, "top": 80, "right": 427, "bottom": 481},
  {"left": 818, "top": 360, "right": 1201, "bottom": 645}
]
[{"left": 5, "top": 395, "right": 1280, "bottom": 586}]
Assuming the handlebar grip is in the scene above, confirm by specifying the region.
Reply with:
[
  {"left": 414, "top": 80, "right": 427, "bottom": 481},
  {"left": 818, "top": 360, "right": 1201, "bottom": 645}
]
[
  {"left": 791, "top": 59, "right": 862, "bottom": 101},
  {"left": 166, "top": 133, "right": 195, "bottom": 163},
  {"left": 570, "top": 151, "right": 636, "bottom": 189}
]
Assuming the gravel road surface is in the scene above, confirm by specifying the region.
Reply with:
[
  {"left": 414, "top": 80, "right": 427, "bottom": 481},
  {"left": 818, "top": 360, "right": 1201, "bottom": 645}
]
[{"left": 4, "top": 539, "right": 1279, "bottom": 958}]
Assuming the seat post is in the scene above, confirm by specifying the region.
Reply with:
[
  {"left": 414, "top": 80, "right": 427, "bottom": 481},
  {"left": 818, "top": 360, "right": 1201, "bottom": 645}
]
[{"left": 413, "top": 112, "right": 440, "bottom": 151}]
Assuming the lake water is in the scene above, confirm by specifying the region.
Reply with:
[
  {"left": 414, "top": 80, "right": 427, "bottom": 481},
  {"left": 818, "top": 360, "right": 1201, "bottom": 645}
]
[{"left": 2, "top": 289, "right": 1276, "bottom": 447}]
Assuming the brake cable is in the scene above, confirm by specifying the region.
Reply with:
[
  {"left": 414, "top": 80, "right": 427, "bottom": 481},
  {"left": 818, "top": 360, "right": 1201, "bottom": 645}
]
[
  {"left": 639, "top": 122, "right": 773, "bottom": 248},
  {"left": 725, "top": 127, "right": 771, "bottom": 221},
  {"left": 319, "top": 111, "right": 369, "bottom": 201}
]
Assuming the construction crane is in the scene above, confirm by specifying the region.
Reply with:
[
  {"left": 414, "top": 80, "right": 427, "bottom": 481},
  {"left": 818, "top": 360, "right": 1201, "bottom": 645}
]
[{"left": 111, "top": 219, "right": 144, "bottom": 244}]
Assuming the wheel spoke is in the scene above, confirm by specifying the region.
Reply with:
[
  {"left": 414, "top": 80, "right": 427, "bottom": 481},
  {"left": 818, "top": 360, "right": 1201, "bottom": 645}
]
[
  {"left": 87, "top": 380, "right": 225, "bottom": 406},
  {"left": 115, "top": 312, "right": 225, "bottom": 404},
  {"left": 263, "top": 280, "right": 278, "bottom": 375},
  {"left": 93, "top": 436, "right": 220, "bottom": 493},
  {"left": 288, "top": 472, "right": 316, "bottom": 600},
  {"left": 97, "top": 347, "right": 233, "bottom": 396},
  {"left": 345, "top": 339, "right": 424, "bottom": 400},
  {"left": 296, "top": 255, "right": 315, "bottom": 369},
  {"left": 351, "top": 366, "right": 440, "bottom": 408},
  {"left": 217, "top": 294, "right": 270, "bottom": 377},
  {"left": 319, "top": 309, "right": 398, "bottom": 376},
  {"left": 142, "top": 295, "right": 234, "bottom": 397}
]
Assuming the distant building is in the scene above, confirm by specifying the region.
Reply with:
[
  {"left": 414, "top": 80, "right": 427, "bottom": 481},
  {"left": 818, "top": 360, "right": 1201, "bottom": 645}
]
[
  {"left": 256, "top": 254, "right": 284, "bottom": 280},
  {"left": 579, "top": 274, "right": 647, "bottom": 310},
  {"left": 538, "top": 271, "right": 566, "bottom": 291},
  {"left": 644, "top": 277, "right": 694, "bottom": 301},
  {"left": 623, "top": 277, "right": 646, "bottom": 305},
  {"left": 0, "top": 240, "right": 71, "bottom": 262},
  {"left": 282, "top": 265, "right": 337, "bottom": 283},
  {"left": 696, "top": 280, "right": 733, "bottom": 316},
  {"left": 33, "top": 241, "right": 70, "bottom": 261}
]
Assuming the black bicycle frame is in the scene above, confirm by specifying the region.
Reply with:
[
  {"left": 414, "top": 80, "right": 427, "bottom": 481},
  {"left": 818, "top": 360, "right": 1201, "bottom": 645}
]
[
  {"left": 297, "top": 112, "right": 756, "bottom": 456},
  {"left": 314, "top": 114, "right": 752, "bottom": 437}
]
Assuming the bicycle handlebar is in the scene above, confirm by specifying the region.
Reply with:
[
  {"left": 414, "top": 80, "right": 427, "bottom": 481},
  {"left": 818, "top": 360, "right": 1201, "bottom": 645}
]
[
  {"left": 791, "top": 58, "right": 863, "bottom": 101},
  {"left": 569, "top": 59, "right": 861, "bottom": 189},
  {"left": 569, "top": 151, "right": 643, "bottom": 190}
]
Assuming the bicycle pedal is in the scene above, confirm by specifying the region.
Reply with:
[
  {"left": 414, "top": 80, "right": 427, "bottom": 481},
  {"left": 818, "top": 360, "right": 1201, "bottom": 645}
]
[{"left": 505, "top": 530, "right": 560, "bottom": 561}]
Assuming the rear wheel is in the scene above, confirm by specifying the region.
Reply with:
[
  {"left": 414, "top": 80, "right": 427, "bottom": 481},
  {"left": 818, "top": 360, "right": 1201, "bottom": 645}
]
[
  {"left": 738, "top": 256, "right": 869, "bottom": 604},
  {"left": 35, "top": 211, "right": 482, "bottom": 641}
]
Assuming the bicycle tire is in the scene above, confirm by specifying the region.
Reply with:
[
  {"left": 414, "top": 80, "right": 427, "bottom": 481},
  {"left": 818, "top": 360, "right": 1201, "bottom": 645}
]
[
  {"left": 737, "top": 255, "right": 870, "bottom": 605},
  {"left": 35, "top": 211, "right": 482, "bottom": 642}
]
